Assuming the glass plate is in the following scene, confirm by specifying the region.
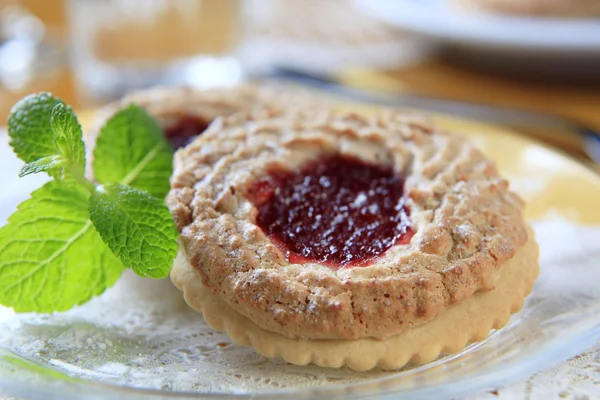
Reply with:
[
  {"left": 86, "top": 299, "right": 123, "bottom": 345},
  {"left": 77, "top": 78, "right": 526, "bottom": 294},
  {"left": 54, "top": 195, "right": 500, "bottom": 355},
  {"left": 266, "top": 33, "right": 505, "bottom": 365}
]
[{"left": 1, "top": 111, "right": 600, "bottom": 400}]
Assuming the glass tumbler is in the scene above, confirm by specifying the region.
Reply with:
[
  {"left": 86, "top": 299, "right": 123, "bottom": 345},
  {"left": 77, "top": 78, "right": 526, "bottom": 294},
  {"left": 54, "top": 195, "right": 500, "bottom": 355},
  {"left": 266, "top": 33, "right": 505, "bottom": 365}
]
[{"left": 66, "top": 0, "right": 243, "bottom": 107}]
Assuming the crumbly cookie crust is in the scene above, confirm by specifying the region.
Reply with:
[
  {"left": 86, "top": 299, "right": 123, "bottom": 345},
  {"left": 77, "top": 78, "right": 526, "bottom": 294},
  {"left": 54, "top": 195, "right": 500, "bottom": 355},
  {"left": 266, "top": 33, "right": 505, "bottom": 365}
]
[
  {"left": 167, "top": 108, "right": 528, "bottom": 340},
  {"left": 171, "top": 226, "right": 539, "bottom": 370}
]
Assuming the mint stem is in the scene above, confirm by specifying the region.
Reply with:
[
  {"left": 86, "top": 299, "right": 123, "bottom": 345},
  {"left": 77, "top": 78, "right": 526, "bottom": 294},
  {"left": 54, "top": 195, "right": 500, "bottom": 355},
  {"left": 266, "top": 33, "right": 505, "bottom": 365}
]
[{"left": 68, "top": 164, "right": 95, "bottom": 194}]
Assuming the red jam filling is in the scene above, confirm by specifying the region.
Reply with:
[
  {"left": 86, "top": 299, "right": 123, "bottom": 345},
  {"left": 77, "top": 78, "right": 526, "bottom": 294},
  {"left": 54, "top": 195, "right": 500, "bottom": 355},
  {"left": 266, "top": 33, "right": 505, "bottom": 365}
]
[
  {"left": 164, "top": 115, "right": 210, "bottom": 149},
  {"left": 248, "top": 155, "right": 413, "bottom": 268}
]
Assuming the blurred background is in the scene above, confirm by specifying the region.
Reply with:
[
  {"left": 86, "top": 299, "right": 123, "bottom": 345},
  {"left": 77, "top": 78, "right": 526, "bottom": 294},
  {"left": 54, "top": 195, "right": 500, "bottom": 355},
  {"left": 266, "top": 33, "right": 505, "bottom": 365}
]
[{"left": 0, "top": 0, "right": 598, "bottom": 165}]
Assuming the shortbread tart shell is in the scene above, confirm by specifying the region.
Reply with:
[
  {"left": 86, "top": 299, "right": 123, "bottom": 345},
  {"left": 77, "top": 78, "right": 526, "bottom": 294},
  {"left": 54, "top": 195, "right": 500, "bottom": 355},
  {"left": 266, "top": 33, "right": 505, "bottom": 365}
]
[{"left": 171, "top": 225, "right": 539, "bottom": 371}]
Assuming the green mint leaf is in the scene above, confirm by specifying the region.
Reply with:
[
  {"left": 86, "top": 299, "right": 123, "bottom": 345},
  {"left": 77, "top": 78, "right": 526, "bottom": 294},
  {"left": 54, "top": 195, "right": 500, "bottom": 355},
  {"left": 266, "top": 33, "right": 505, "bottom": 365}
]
[
  {"left": 8, "top": 93, "right": 63, "bottom": 176},
  {"left": 0, "top": 181, "right": 125, "bottom": 312},
  {"left": 19, "top": 155, "right": 65, "bottom": 177},
  {"left": 93, "top": 105, "right": 173, "bottom": 198},
  {"left": 89, "top": 183, "right": 178, "bottom": 279},
  {"left": 50, "top": 103, "right": 85, "bottom": 175}
]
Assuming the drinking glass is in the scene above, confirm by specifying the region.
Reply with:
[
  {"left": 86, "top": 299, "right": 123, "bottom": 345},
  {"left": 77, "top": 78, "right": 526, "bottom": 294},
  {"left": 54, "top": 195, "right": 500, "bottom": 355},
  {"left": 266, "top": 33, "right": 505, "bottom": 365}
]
[{"left": 66, "top": 0, "right": 243, "bottom": 107}]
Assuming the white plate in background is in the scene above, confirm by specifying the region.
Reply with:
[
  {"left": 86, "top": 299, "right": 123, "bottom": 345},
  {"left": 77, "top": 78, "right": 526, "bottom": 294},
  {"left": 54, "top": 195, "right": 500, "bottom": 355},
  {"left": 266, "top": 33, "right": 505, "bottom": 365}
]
[{"left": 355, "top": 0, "right": 600, "bottom": 56}]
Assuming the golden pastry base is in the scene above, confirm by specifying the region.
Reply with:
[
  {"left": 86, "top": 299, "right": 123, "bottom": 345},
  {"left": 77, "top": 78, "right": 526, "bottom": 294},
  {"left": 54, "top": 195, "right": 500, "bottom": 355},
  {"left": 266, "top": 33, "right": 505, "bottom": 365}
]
[{"left": 171, "top": 226, "right": 539, "bottom": 371}]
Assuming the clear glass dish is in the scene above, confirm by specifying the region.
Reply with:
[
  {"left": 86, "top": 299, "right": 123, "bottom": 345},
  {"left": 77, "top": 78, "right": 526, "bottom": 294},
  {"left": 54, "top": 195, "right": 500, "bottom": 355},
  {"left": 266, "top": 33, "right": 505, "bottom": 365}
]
[{"left": 1, "top": 111, "right": 600, "bottom": 400}]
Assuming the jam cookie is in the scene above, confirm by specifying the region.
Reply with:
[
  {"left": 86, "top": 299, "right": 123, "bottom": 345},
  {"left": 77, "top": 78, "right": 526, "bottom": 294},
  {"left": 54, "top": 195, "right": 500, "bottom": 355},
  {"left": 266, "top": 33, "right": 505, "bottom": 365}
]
[
  {"left": 456, "top": 0, "right": 600, "bottom": 16},
  {"left": 168, "top": 109, "right": 538, "bottom": 368}
]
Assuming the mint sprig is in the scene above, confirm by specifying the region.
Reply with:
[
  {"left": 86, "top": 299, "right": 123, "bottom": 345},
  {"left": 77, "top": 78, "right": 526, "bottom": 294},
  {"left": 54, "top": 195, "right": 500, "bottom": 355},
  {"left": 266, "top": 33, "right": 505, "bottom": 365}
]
[{"left": 0, "top": 93, "right": 178, "bottom": 313}]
